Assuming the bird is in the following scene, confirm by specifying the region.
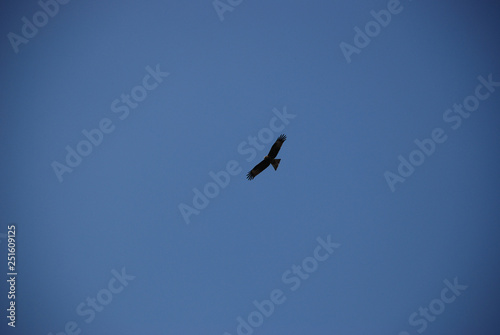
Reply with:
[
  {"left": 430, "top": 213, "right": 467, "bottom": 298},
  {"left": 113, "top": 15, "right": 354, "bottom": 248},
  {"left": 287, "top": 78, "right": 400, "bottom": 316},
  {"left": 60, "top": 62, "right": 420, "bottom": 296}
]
[{"left": 246, "top": 134, "right": 286, "bottom": 180}]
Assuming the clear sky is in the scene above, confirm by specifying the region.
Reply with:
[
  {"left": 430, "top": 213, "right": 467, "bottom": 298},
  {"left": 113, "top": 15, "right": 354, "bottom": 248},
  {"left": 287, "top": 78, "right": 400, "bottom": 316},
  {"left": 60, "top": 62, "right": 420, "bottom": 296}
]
[{"left": 1, "top": 0, "right": 500, "bottom": 334}]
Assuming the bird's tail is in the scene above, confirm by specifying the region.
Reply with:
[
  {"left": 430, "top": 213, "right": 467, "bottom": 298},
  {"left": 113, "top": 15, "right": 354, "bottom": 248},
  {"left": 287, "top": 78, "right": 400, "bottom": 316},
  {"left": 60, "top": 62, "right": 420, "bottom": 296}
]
[{"left": 271, "top": 159, "right": 281, "bottom": 170}]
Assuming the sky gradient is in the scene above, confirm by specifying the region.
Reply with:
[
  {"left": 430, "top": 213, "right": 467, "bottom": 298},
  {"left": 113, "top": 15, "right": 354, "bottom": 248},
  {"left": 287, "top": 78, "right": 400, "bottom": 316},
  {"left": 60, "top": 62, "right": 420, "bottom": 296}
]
[{"left": 1, "top": 0, "right": 500, "bottom": 334}]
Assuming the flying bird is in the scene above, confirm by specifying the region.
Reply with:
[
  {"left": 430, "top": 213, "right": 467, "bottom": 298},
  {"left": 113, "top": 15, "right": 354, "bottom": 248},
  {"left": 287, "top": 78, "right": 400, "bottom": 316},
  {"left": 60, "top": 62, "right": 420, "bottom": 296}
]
[{"left": 246, "top": 134, "right": 286, "bottom": 180}]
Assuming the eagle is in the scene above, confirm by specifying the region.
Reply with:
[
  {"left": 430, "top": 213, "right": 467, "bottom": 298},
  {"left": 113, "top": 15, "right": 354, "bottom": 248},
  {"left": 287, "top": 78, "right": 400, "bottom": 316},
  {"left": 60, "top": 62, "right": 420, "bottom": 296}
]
[{"left": 246, "top": 134, "right": 286, "bottom": 180}]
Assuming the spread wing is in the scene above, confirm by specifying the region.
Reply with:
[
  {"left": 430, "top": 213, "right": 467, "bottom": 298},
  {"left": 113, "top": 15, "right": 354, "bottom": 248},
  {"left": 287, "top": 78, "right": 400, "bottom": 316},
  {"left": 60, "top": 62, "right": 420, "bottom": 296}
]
[
  {"left": 267, "top": 134, "right": 286, "bottom": 159},
  {"left": 246, "top": 158, "right": 271, "bottom": 180}
]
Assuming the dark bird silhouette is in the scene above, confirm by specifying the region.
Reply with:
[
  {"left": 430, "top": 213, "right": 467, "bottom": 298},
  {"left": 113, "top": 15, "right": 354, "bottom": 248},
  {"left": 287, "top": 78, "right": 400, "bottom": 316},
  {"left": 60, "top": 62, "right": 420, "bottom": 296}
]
[{"left": 246, "top": 134, "right": 286, "bottom": 180}]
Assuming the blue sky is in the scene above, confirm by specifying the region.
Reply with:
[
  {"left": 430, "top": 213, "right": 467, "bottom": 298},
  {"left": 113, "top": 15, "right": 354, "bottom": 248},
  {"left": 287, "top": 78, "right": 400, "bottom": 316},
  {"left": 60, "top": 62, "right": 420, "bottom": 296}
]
[{"left": 1, "top": 0, "right": 500, "bottom": 334}]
